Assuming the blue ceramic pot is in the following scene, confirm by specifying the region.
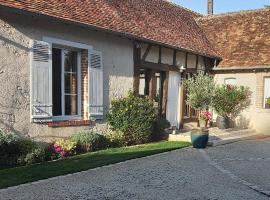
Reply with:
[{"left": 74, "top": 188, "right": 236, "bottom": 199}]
[{"left": 191, "top": 129, "right": 209, "bottom": 149}]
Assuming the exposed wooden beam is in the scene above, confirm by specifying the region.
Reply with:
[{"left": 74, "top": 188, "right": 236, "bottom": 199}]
[
  {"left": 195, "top": 55, "right": 199, "bottom": 70},
  {"left": 140, "top": 61, "right": 179, "bottom": 72},
  {"left": 158, "top": 46, "right": 162, "bottom": 64},
  {"left": 161, "top": 71, "right": 169, "bottom": 116},
  {"left": 133, "top": 42, "right": 141, "bottom": 94},
  {"left": 185, "top": 52, "right": 188, "bottom": 69},
  {"left": 142, "top": 44, "right": 152, "bottom": 61},
  {"left": 173, "top": 50, "right": 177, "bottom": 66}
]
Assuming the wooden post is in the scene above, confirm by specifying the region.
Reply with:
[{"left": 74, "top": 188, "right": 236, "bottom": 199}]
[
  {"left": 179, "top": 76, "right": 185, "bottom": 129},
  {"left": 161, "top": 71, "right": 169, "bottom": 116},
  {"left": 133, "top": 42, "right": 141, "bottom": 94},
  {"left": 148, "top": 70, "right": 156, "bottom": 100}
]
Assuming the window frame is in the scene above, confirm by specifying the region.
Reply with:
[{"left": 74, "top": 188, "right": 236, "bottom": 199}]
[
  {"left": 263, "top": 77, "right": 270, "bottom": 109},
  {"left": 51, "top": 47, "right": 82, "bottom": 121},
  {"left": 224, "top": 77, "right": 236, "bottom": 85}
]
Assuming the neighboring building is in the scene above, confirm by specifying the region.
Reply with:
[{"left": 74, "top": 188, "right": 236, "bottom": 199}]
[
  {"left": 0, "top": 0, "right": 219, "bottom": 140},
  {"left": 198, "top": 8, "right": 270, "bottom": 133}
]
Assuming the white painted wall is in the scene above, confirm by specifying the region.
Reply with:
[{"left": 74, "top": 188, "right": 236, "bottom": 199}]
[
  {"left": 215, "top": 73, "right": 270, "bottom": 134},
  {"left": 0, "top": 12, "right": 134, "bottom": 140}
]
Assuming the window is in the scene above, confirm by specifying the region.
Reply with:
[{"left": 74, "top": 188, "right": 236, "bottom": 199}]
[
  {"left": 224, "top": 78, "right": 236, "bottom": 85},
  {"left": 52, "top": 48, "right": 81, "bottom": 117},
  {"left": 264, "top": 77, "right": 270, "bottom": 109}
]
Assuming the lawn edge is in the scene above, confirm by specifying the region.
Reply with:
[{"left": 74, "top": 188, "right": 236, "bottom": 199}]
[{"left": 0, "top": 144, "right": 191, "bottom": 191}]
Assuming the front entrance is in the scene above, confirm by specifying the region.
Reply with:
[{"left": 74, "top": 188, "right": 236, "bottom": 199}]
[
  {"left": 139, "top": 69, "right": 166, "bottom": 116},
  {"left": 166, "top": 71, "right": 181, "bottom": 128}
]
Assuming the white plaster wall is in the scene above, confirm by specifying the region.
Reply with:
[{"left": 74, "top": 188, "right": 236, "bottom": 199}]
[
  {"left": 161, "top": 48, "right": 174, "bottom": 65},
  {"left": 215, "top": 73, "right": 270, "bottom": 134},
  {"left": 0, "top": 12, "right": 134, "bottom": 140}
]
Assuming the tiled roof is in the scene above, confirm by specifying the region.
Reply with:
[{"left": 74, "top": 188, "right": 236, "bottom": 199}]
[
  {"left": 0, "top": 0, "right": 219, "bottom": 58},
  {"left": 197, "top": 8, "right": 270, "bottom": 68}
]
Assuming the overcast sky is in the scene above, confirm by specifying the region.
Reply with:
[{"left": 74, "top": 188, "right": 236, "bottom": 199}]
[{"left": 172, "top": 0, "right": 270, "bottom": 14}]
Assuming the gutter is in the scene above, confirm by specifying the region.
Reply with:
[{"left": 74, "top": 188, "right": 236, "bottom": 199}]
[
  {"left": 0, "top": 4, "right": 221, "bottom": 60},
  {"left": 211, "top": 66, "right": 270, "bottom": 74}
]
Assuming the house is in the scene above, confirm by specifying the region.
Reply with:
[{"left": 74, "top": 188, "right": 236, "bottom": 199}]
[
  {"left": 198, "top": 7, "right": 270, "bottom": 134},
  {"left": 0, "top": 0, "right": 220, "bottom": 140}
]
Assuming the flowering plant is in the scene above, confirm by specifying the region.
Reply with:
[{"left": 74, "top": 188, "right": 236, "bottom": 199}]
[
  {"left": 50, "top": 139, "right": 76, "bottom": 159},
  {"left": 212, "top": 84, "right": 251, "bottom": 117},
  {"left": 199, "top": 111, "right": 212, "bottom": 121}
]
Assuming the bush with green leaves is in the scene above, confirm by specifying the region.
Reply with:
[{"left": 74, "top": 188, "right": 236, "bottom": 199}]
[
  {"left": 106, "top": 131, "right": 126, "bottom": 148},
  {"left": 71, "top": 131, "right": 109, "bottom": 153},
  {"left": 183, "top": 72, "right": 215, "bottom": 110},
  {"left": 266, "top": 97, "right": 270, "bottom": 107},
  {"left": 0, "top": 130, "right": 45, "bottom": 167},
  {"left": 152, "top": 117, "right": 170, "bottom": 141},
  {"left": 212, "top": 85, "right": 251, "bottom": 117},
  {"left": 107, "top": 92, "right": 156, "bottom": 145}
]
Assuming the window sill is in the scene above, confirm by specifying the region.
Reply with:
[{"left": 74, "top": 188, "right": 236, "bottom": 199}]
[{"left": 48, "top": 120, "right": 94, "bottom": 127}]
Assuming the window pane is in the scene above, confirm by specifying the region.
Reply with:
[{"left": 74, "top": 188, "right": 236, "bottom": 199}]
[
  {"left": 64, "top": 50, "right": 78, "bottom": 73},
  {"left": 52, "top": 48, "right": 62, "bottom": 116},
  {"left": 224, "top": 78, "right": 236, "bottom": 85},
  {"left": 264, "top": 78, "right": 270, "bottom": 108},
  {"left": 65, "top": 95, "right": 78, "bottom": 115},
  {"left": 65, "top": 73, "right": 78, "bottom": 94}
]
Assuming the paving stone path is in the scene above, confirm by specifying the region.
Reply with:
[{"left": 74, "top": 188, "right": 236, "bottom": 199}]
[{"left": 1, "top": 136, "right": 270, "bottom": 200}]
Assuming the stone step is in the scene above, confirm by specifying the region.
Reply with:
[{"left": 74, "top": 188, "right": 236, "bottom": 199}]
[{"left": 168, "top": 128, "right": 259, "bottom": 147}]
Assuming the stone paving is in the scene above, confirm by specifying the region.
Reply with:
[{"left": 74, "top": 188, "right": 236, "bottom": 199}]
[{"left": 0, "top": 137, "right": 270, "bottom": 200}]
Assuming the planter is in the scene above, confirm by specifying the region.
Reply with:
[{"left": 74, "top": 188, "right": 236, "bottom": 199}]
[
  {"left": 199, "top": 120, "right": 208, "bottom": 128},
  {"left": 190, "top": 129, "right": 209, "bottom": 149},
  {"left": 216, "top": 116, "right": 230, "bottom": 129}
]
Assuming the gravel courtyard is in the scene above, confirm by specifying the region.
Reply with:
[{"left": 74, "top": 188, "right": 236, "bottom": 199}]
[{"left": 1, "top": 136, "right": 270, "bottom": 200}]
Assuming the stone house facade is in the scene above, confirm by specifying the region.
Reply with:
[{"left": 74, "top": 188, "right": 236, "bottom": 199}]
[
  {"left": 198, "top": 8, "right": 270, "bottom": 133},
  {"left": 0, "top": 0, "right": 219, "bottom": 141},
  {"left": 0, "top": 0, "right": 269, "bottom": 140}
]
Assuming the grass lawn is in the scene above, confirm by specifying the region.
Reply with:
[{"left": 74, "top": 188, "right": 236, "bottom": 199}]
[{"left": 0, "top": 141, "right": 190, "bottom": 189}]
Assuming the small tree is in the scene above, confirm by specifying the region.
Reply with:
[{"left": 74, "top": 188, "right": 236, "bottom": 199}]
[{"left": 183, "top": 72, "right": 215, "bottom": 111}]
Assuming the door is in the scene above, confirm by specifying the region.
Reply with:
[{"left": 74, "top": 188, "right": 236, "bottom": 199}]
[{"left": 166, "top": 71, "right": 181, "bottom": 128}]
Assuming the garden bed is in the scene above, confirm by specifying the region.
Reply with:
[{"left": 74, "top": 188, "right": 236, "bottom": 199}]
[{"left": 0, "top": 141, "right": 190, "bottom": 189}]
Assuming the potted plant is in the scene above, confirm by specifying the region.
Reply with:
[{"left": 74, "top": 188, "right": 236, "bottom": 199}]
[
  {"left": 199, "top": 111, "right": 212, "bottom": 128},
  {"left": 212, "top": 85, "right": 251, "bottom": 129},
  {"left": 183, "top": 72, "right": 215, "bottom": 148}
]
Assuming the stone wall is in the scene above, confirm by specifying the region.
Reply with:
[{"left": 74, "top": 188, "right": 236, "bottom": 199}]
[
  {"left": 0, "top": 11, "right": 134, "bottom": 141},
  {"left": 215, "top": 72, "right": 270, "bottom": 134}
]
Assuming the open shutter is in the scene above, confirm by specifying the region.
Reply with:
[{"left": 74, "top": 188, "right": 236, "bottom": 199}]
[
  {"left": 31, "top": 40, "right": 52, "bottom": 121},
  {"left": 88, "top": 50, "right": 104, "bottom": 119}
]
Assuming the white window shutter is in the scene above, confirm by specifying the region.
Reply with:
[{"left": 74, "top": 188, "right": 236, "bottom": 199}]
[
  {"left": 88, "top": 50, "right": 104, "bottom": 119},
  {"left": 31, "top": 40, "right": 52, "bottom": 121}
]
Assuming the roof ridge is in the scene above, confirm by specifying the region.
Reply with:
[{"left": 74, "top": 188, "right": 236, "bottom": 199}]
[
  {"left": 198, "top": 7, "right": 270, "bottom": 19},
  {"left": 161, "top": 0, "right": 203, "bottom": 17}
]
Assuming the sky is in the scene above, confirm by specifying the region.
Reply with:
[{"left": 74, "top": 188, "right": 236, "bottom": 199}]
[{"left": 172, "top": 0, "right": 270, "bottom": 15}]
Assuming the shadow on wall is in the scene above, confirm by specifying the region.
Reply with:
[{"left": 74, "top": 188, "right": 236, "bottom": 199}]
[{"left": 230, "top": 115, "right": 250, "bottom": 129}]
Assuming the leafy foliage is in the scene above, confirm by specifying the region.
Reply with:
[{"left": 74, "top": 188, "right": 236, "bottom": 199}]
[
  {"left": 0, "top": 130, "right": 45, "bottom": 167},
  {"left": 106, "top": 131, "right": 126, "bottom": 148},
  {"left": 212, "top": 85, "right": 251, "bottom": 117},
  {"left": 266, "top": 97, "right": 270, "bottom": 107},
  {"left": 152, "top": 117, "right": 170, "bottom": 141},
  {"left": 71, "top": 131, "right": 108, "bottom": 153},
  {"left": 107, "top": 91, "right": 156, "bottom": 145},
  {"left": 183, "top": 72, "right": 215, "bottom": 110}
]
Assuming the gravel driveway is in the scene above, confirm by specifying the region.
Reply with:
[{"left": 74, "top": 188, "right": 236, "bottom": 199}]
[{"left": 1, "top": 137, "right": 270, "bottom": 200}]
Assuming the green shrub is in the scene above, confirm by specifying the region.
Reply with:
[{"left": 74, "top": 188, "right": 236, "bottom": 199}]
[
  {"left": 0, "top": 130, "right": 45, "bottom": 167},
  {"left": 16, "top": 139, "right": 45, "bottom": 165},
  {"left": 107, "top": 92, "right": 156, "bottom": 145},
  {"left": 71, "top": 131, "right": 108, "bottom": 153},
  {"left": 106, "top": 131, "right": 126, "bottom": 148},
  {"left": 212, "top": 85, "right": 251, "bottom": 117},
  {"left": 152, "top": 117, "right": 170, "bottom": 141},
  {"left": 266, "top": 97, "right": 270, "bottom": 107}
]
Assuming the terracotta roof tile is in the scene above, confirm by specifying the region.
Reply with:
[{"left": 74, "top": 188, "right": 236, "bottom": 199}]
[
  {"left": 197, "top": 8, "right": 270, "bottom": 68},
  {"left": 0, "top": 0, "right": 219, "bottom": 58}
]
